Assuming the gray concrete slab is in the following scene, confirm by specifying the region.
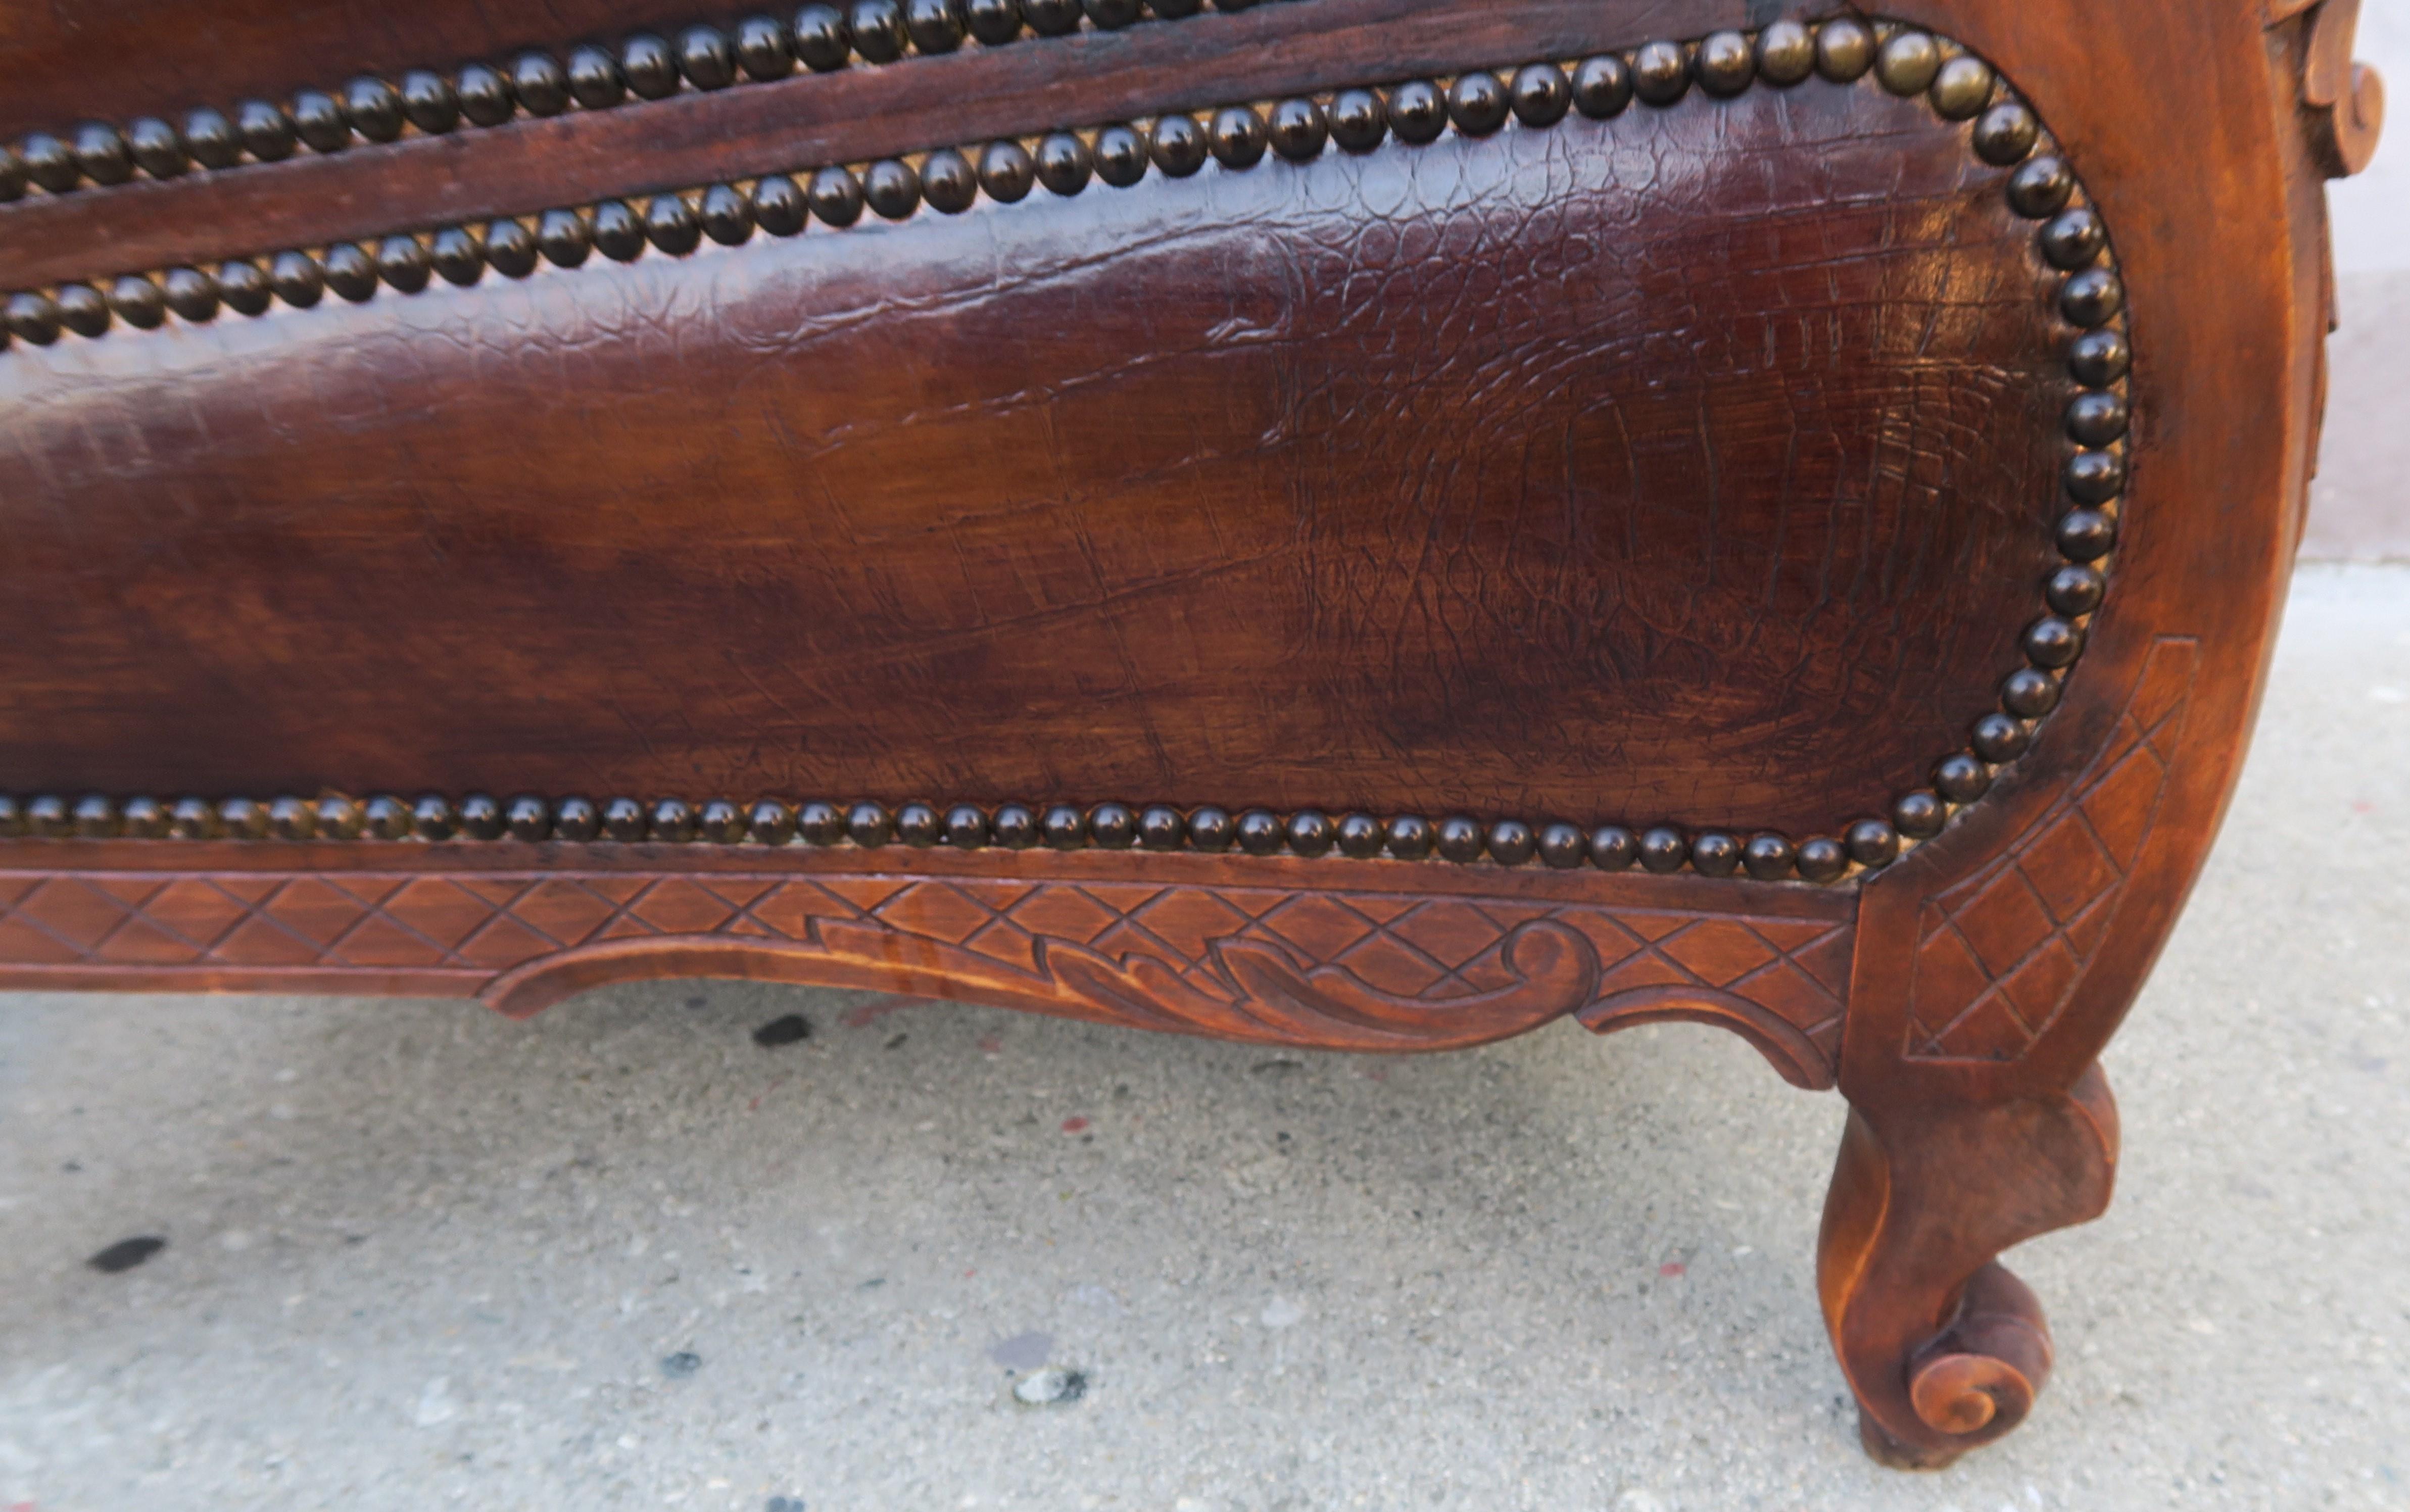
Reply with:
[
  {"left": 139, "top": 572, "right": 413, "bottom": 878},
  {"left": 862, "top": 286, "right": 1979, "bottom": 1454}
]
[{"left": 2, "top": 565, "right": 2405, "bottom": 1510}]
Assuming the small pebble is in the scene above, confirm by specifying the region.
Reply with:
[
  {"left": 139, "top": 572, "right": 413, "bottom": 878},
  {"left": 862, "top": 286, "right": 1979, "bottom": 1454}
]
[
  {"left": 766, "top": 1498, "right": 806, "bottom": 1511},
  {"left": 1013, "top": 1365, "right": 1087, "bottom": 1406},
  {"left": 752, "top": 1013, "right": 811, "bottom": 1047},
  {"left": 660, "top": 1350, "right": 702, "bottom": 1378},
  {"left": 87, "top": 1236, "right": 166, "bottom": 1273}
]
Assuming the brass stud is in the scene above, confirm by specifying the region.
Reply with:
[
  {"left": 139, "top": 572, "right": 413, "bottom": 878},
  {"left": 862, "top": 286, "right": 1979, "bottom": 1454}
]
[
  {"left": 1485, "top": 819, "right": 1535, "bottom": 866},
  {"left": 1187, "top": 805, "right": 1234, "bottom": 851},
  {"left": 455, "top": 64, "right": 515, "bottom": 127},
  {"left": 966, "top": 0, "right": 1023, "bottom": 45},
  {"left": 2001, "top": 667, "right": 2062, "bottom": 718},
  {"left": 376, "top": 234, "right": 432, "bottom": 292},
  {"left": 1694, "top": 31, "right": 1754, "bottom": 97},
  {"left": 170, "top": 796, "right": 220, "bottom": 839},
  {"left": 127, "top": 117, "right": 188, "bottom": 176},
  {"left": 72, "top": 794, "right": 118, "bottom": 838},
  {"left": 1268, "top": 99, "right": 1328, "bottom": 161},
  {"left": 1436, "top": 816, "right": 1484, "bottom": 863},
  {"left": 593, "top": 201, "right": 647, "bottom": 261},
  {"left": 184, "top": 107, "right": 241, "bottom": 166},
  {"left": 1845, "top": 819, "right": 1900, "bottom": 867},
  {"left": 538, "top": 208, "right": 595, "bottom": 267},
  {"left": 1796, "top": 837, "right": 1848, "bottom": 883},
  {"left": 410, "top": 793, "right": 456, "bottom": 840},
  {"left": 218, "top": 259, "right": 272, "bottom": 314},
  {"left": 0, "top": 146, "right": 25, "bottom": 201},
  {"left": 1445, "top": 72, "right": 1511, "bottom": 136},
  {"left": 699, "top": 185, "right": 753, "bottom": 247},
  {"left": 1632, "top": 41, "right": 1690, "bottom": 105},
  {"left": 1089, "top": 801, "right": 1137, "bottom": 848},
  {"left": 290, "top": 89, "right": 351, "bottom": 153},
  {"left": 1742, "top": 834, "right": 1796, "bottom": 881},
  {"left": 121, "top": 796, "right": 169, "bottom": 839},
  {"left": 864, "top": 159, "right": 923, "bottom": 218},
  {"left": 4, "top": 292, "right": 61, "bottom": 345},
  {"left": 1972, "top": 102, "right": 2040, "bottom": 165},
  {"left": 753, "top": 799, "right": 800, "bottom": 845},
  {"left": 847, "top": 801, "right": 893, "bottom": 847},
  {"left": 322, "top": 243, "right": 378, "bottom": 302},
  {"left": 1873, "top": 31, "right": 1941, "bottom": 96},
  {"left": 700, "top": 798, "right": 749, "bottom": 843},
  {"left": 235, "top": 100, "right": 298, "bottom": 161},
  {"left": 57, "top": 283, "right": 112, "bottom": 337},
  {"left": 602, "top": 797, "right": 648, "bottom": 841},
  {"left": 2067, "top": 391, "right": 2130, "bottom": 446},
  {"left": 567, "top": 46, "right": 626, "bottom": 109},
  {"left": 1094, "top": 126, "right": 1148, "bottom": 186},
  {"left": 506, "top": 795, "right": 552, "bottom": 841},
  {"left": 2023, "top": 616, "right": 2085, "bottom": 668},
  {"left": 945, "top": 803, "right": 991, "bottom": 848},
  {"left": 621, "top": 35, "right": 681, "bottom": 99},
  {"left": 554, "top": 797, "right": 600, "bottom": 842},
  {"left": 979, "top": 139, "right": 1036, "bottom": 202},
  {"left": 71, "top": 124, "right": 131, "bottom": 186},
  {"left": 2065, "top": 450, "right": 2127, "bottom": 505},
  {"left": 2039, "top": 126, "right": 2129, "bottom": 206},
  {"left": 1084, "top": 0, "right": 1141, "bottom": 29},
  {"left": 1934, "top": 755, "right": 1991, "bottom": 804},
  {"left": 678, "top": 24, "right": 738, "bottom": 88},
  {"left": 1536, "top": 822, "right": 1586, "bottom": 869},
  {"left": 1894, "top": 790, "right": 1947, "bottom": 840},
  {"left": 216, "top": 796, "right": 269, "bottom": 840},
  {"left": 1140, "top": 805, "right": 1187, "bottom": 850},
  {"left": 1510, "top": 63, "right": 1571, "bottom": 127},
  {"left": 1570, "top": 56, "right": 1633, "bottom": 118},
  {"left": 109, "top": 275, "right": 166, "bottom": 328},
  {"left": 1930, "top": 55, "right": 1994, "bottom": 119},
  {"left": 1638, "top": 826, "right": 1686, "bottom": 873},
  {"left": 1287, "top": 810, "right": 1337, "bottom": 857},
  {"left": 2040, "top": 207, "right": 2106, "bottom": 269},
  {"left": 994, "top": 802, "right": 1040, "bottom": 847},
  {"left": 923, "top": 148, "right": 979, "bottom": 210},
  {"left": 20, "top": 132, "right": 79, "bottom": 191},
  {"left": 25, "top": 795, "right": 71, "bottom": 838},
  {"left": 1756, "top": 21, "right": 1814, "bottom": 86},
  {"left": 644, "top": 193, "right": 702, "bottom": 254},
  {"left": 364, "top": 796, "right": 413, "bottom": 840},
  {"left": 162, "top": 267, "right": 219, "bottom": 321},
  {"left": 2069, "top": 329, "right": 2133, "bottom": 386},
  {"left": 399, "top": 72, "right": 460, "bottom": 133},
  {"left": 849, "top": 0, "right": 907, "bottom": 63},
  {"left": 458, "top": 793, "right": 505, "bottom": 840},
  {"left": 1022, "top": 0, "right": 1081, "bottom": 36},
  {"left": 1691, "top": 831, "right": 1741, "bottom": 876},
  {"left": 1043, "top": 803, "right": 1089, "bottom": 848},
  {"left": 430, "top": 227, "right": 485, "bottom": 286},
  {"left": 1209, "top": 105, "right": 1268, "bottom": 166},
  {"left": 737, "top": 13, "right": 796, "bottom": 77},
  {"left": 808, "top": 165, "right": 864, "bottom": 225},
  {"left": 796, "top": 800, "right": 847, "bottom": 845},
  {"left": 1336, "top": 812, "right": 1384, "bottom": 859},
  {"left": 753, "top": 173, "right": 809, "bottom": 234},
  {"left": 1971, "top": 713, "right": 2031, "bottom": 764},
  {"left": 1148, "top": 115, "right": 1208, "bottom": 176},
  {"left": 1815, "top": 19, "right": 1876, "bottom": 82},
  {"left": 2047, "top": 563, "right": 2108, "bottom": 617},
  {"left": 509, "top": 52, "right": 572, "bottom": 116},
  {"left": 793, "top": 6, "right": 852, "bottom": 70},
  {"left": 1037, "top": 131, "right": 1094, "bottom": 193},
  {"left": 1384, "top": 814, "right": 1434, "bottom": 860},
  {"left": 316, "top": 795, "right": 365, "bottom": 840},
  {"left": 1236, "top": 808, "right": 1284, "bottom": 856},
  {"left": 2059, "top": 268, "right": 2125, "bottom": 327},
  {"left": 904, "top": 0, "right": 966, "bottom": 54},
  {"left": 897, "top": 801, "right": 943, "bottom": 846},
  {"left": 1385, "top": 81, "right": 1447, "bottom": 144},
  {"left": 1588, "top": 825, "right": 1637, "bottom": 871}
]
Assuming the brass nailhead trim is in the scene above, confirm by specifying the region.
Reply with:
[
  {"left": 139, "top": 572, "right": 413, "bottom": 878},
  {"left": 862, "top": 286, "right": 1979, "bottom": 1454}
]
[
  {"left": 0, "top": 0, "right": 1261, "bottom": 202},
  {"left": 0, "top": 20, "right": 2129, "bottom": 884}
]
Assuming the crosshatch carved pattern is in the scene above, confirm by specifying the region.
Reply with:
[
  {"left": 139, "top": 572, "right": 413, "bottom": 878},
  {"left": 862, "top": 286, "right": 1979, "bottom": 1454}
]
[
  {"left": 0, "top": 863, "right": 1850, "bottom": 1063},
  {"left": 1905, "top": 638, "right": 2200, "bottom": 1061}
]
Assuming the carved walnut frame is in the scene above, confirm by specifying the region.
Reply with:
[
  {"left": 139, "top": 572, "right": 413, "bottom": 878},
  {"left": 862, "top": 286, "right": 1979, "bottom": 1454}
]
[{"left": 0, "top": 0, "right": 2378, "bottom": 1470}]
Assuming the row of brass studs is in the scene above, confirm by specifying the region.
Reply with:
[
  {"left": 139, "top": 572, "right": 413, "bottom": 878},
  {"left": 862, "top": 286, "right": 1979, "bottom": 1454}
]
[
  {"left": 3, "top": 19, "right": 2015, "bottom": 349},
  {"left": 0, "top": 0, "right": 1265, "bottom": 200},
  {"left": 0, "top": 20, "right": 2119, "bottom": 883},
  {"left": 0, "top": 791, "right": 1872, "bottom": 884}
]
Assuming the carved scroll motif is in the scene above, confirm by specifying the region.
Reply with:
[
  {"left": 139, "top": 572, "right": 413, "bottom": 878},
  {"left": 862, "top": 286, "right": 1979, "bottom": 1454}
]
[
  {"left": 0, "top": 864, "right": 1850, "bottom": 1078},
  {"left": 1904, "top": 638, "right": 2200, "bottom": 1061}
]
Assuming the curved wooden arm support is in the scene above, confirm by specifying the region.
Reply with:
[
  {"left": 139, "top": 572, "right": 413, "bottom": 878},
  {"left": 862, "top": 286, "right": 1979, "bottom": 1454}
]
[{"left": 1819, "top": 1064, "right": 2118, "bottom": 1469}]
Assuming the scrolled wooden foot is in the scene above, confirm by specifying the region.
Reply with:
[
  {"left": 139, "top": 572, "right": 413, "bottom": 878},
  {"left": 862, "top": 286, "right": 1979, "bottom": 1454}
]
[{"left": 1819, "top": 1065, "right": 2117, "bottom": 1469}]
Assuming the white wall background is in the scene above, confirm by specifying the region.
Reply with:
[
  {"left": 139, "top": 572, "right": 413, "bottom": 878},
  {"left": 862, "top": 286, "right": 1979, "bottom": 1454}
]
[{"left": 2329, "top": 0, "right": 2408, "bottom": 275}]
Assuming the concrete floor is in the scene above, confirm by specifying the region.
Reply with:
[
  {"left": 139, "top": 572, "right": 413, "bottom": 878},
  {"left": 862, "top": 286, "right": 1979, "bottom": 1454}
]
[{"left": 1, "top": 566, "right": 2404, "bottom": 1510}]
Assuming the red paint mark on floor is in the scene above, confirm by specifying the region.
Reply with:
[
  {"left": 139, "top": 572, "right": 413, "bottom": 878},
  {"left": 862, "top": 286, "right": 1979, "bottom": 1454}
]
[
  {"left": 1061, "top": 1116, "right": 1090, "bottom": 1134},
  {"left": 748, "top": 1077, "right": 786, "bottom": 1112},
  {"left": 1363, "top": 1066, "right": 1389, "bottom": 1083},
  {"left": 2353, "top": 800, "right": 2377, "bottom": 814},
  {"left": 1659, "top": 1262, "right": 1685, "bottom": 1278},
  {"left": 838, "top": 995, "right": 915, "bottom": 1029},
  {"left": 978, "top": 1034, "right": 1003, "bottom": 1053}
]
